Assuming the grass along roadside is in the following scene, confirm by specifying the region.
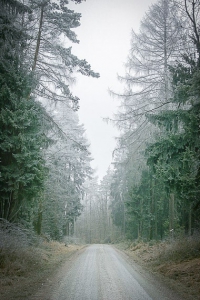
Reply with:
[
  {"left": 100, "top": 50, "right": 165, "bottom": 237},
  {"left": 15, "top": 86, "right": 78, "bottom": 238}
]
[
  {"left": 1, "top": 218, "right": 200, "bottom": 299},
  {"left": 115, "top": 235, "right": 200, "bottom": 299},
  {"left": 0, "top": 221, "right": 84, "bottom": 300},
  {"left": 0, "top": 240, "right": 84, "bottom": 300}
]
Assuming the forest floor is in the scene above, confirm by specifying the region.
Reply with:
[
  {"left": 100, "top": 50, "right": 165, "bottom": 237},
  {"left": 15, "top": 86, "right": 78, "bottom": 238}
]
[
  {"left": 0, "top": 238, "right": 84, "bottom": 300},
  {"left": 116, "top": 235, "right": 200, "bottom": 300}
]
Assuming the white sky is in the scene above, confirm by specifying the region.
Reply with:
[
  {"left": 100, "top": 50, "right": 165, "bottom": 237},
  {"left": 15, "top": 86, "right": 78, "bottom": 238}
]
[{"left": 69, "top": 0, "right": 155, "bottom": 181}]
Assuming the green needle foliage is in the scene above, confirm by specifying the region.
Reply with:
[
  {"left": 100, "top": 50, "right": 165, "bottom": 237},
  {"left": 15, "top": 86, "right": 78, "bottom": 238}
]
[
  {"left": 0, "top": 0, "right": 98, "bottom": 239},
  {"left": 0, "top": 0, "right": 48, "bottom": 222},
  {"left": 109, "top": 0, "right": 200, "bottom": 240}
]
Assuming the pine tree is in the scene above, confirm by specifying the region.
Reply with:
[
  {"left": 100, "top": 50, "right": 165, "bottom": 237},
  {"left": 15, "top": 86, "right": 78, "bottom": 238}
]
[
  {"left": 145, "top": 0, "right": 200, "bottom": 234},
  {"left": 39, "top": 101, "right": 93, "bottom": 239},
  {"left": 0, "top": 0, "right": 48, "bottom": 222},
  {"left": 25, "top": 0, "right": 99, "bottom": 109}
]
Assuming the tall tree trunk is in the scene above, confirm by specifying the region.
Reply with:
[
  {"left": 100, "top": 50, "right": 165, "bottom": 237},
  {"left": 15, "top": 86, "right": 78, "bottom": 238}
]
[
  {"left": 35, "top": 200, "right": 43, "bottom": 235},
  {"left": 149, "top": 178, "right": 155, "bottom": 240},
  {"left": 32, "top": 4, "right": 45, "bottom": 72},
  {"left": 169, "top": 193, "right": 175, "bottom": 239},
  {"left": 26, "top": 3, "right": 46, "bottom": 100},
  {"left": 188, "top": 202, "right": 192, "bottom": 236},
  {"left": 163, "top": 0, "right": 169, "bottom": 103}
]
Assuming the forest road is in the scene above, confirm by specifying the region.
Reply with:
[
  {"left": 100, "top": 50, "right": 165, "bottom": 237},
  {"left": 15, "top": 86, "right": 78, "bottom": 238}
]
[{"left": 33, "top": 244, "right": 183, "bottom": 300}]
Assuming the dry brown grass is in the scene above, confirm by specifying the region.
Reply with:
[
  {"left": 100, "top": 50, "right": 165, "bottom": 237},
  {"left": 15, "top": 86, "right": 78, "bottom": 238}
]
[
  {"left": 0, "top": 219, "right": 84, "bottom": 300},
  {"left": 118, "top": 234, "right": 200, "bottom": 299},
  {"left": 128, "top": 235, "right": 200, "bottom": 265}
]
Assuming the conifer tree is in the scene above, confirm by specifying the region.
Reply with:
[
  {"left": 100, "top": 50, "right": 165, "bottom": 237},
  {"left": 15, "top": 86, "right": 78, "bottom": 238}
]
[
  {"left": 25, "top": 0, "right": 99, "bottom": 109},
  {"left": 39, "top": 101, "right": 93, "bottom": 239},
  {"left": 0, "top": 0, "right": 48, "bottom": 222},
  {"left": 146, "top": 0, "right": 200, "bottom": 234}
]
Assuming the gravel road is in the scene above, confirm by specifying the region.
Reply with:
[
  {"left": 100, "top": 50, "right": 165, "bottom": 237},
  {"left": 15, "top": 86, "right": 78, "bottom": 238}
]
[{"left": 39, "top": 244, "right": 183, "bottom": 300}]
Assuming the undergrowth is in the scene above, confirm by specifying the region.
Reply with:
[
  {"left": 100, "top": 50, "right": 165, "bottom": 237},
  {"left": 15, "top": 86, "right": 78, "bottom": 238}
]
[
  {"left": 0, "top": 219, "right": 74, "bottom": 280},
  {"left": 127, "top": 233, "right": 200, "bottom": 265},
  {"left": 157, "top": 236, "right": 200, "bottom": 263}
]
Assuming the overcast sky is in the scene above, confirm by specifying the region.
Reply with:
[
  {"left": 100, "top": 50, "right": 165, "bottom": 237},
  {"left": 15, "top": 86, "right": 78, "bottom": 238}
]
[{"left": 69, "top": 0, "right": 155, "bottom": 181}]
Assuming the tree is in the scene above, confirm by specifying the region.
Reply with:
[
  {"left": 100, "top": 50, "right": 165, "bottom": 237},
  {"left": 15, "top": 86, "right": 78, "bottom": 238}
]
[
  {"left": 26, "top": 0, "right": 99, "bottom": 109},
  {"left": 113, "top": 0, "right": 184, "bottom": 128},
  {"left": 39, "top": 100, "right": 93, "bottom": 240},
  {"left": 145, "top": 0, "right": 200, "bottom": 234},
  {"left": 0, "top": 0, "right": 48, "bottom": 222},
  {"left": 109, "top": 0, "right": 200, "bottom": 240},
  {"left": 75, "top": 177, "right": 100, "bottom": 243},
  {"left": 0, "top": 0, "right": 99, "bottom": 240},
  {"left": 74, "top": 170, "right": 116, "bottom": 244}
]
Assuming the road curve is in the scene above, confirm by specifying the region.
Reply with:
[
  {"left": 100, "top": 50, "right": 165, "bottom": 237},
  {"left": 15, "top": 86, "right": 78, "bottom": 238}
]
[{"left": 48, "top": 244, "right": 182, "bottom": 300}]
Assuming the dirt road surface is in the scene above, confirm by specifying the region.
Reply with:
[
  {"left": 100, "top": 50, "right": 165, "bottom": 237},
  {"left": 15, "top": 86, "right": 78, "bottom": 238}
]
[{"left": 31, "top": 244, "right": 183, "bottom": 300}]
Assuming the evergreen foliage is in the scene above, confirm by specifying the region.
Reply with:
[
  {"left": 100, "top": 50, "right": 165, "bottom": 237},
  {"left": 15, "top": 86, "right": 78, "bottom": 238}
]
[
  {"left": 0, "top": 0, "right": 47, "bottom": 222},
  {"left": 41, "top": 103, "right": 92, "bottom": 240},
  {"left": 27, "top": 0, "right": 99, "bottom": 109},
  {"left": 109, "top": 0, "right": 200, "bottom": 240},
  {"left": 0, "top": 0, "right": 98, "bottom": 240}
]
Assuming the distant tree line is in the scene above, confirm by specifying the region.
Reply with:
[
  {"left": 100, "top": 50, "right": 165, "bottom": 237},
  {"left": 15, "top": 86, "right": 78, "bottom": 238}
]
[
  {"left": 75, "top": 172, "right": 119, "bottom": 244},
  {"left": 0, "top": 0, "right": 99, "bottom": 240}
]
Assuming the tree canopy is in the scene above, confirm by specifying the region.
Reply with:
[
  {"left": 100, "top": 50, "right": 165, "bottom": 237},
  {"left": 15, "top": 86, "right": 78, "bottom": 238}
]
[
  {"left": 108, "top": 0, "right": 200, "bottom": 240},
  {"left": 0, "top": 0, "right": 98, "bottom": 240}
]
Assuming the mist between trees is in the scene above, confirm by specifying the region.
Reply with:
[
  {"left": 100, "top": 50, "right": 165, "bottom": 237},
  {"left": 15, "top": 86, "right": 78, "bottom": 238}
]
[
  {"left": 0, "top": 0, "right": 99, "bottom": 241},
  {"left": 106, "top": 0, "right": 200, "bottom": 241},
  {"left": 0, "top": 0, "right": 200, "bottom": 244}
]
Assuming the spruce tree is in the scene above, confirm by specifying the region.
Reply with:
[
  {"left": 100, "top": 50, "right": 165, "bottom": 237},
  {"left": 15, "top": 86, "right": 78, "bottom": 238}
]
[{"left": 0, "top": 0, "right": 48, "bottom": 222}]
